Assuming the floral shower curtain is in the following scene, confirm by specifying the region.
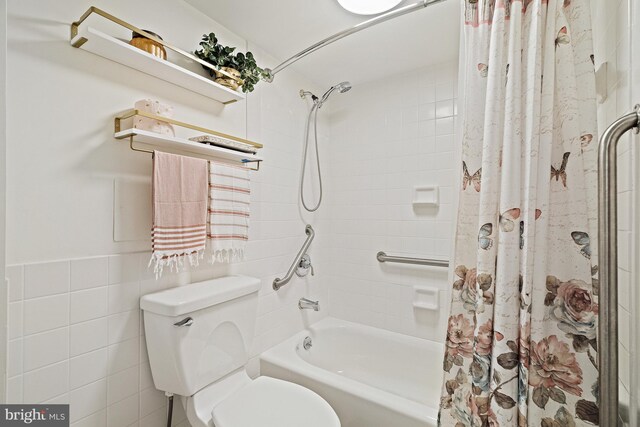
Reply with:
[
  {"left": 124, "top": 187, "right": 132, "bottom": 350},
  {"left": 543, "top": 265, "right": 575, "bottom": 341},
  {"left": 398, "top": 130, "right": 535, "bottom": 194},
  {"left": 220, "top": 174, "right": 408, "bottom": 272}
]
[{"left": 438, "top": 0, "right": 600, "bottom": 425}]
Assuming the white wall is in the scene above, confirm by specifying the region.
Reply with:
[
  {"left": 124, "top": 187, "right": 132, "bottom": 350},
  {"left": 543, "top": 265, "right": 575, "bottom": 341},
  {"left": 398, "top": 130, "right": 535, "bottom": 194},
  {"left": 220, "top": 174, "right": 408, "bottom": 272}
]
[
  {"left": 591, "top": 0, "right": 638, "bottom": 424},
  {"left": 322, "top": 61, "right": 458, "bottom": 342},
  {"left": 0, "top": 0, "right": 7, "bottom": 404},
  {"left": 5, "top": 1, "right": 328, "bottom": 425}
]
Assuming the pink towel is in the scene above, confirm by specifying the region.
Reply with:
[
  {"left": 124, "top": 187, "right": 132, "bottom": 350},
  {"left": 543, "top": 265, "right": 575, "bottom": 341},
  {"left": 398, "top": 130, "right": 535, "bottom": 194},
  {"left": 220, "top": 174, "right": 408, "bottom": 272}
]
[{"left": 150, "top": 151, "right": 208, "bottom": 276}]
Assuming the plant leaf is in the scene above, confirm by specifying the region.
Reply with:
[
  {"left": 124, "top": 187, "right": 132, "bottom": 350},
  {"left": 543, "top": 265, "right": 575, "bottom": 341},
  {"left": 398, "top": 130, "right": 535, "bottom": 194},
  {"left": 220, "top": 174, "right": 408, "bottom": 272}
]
[{"left": 506, "top": 340, "right": 518, "bottom": 353}]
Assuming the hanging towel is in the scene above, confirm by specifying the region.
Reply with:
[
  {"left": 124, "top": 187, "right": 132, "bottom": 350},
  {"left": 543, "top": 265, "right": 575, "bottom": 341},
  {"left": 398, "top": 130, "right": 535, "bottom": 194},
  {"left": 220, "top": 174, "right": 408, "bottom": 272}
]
[
  {"left": 150, "top": 151, "right": 208, "bottom": 277},
  {"left": 207, "top": 161, "right": 250, "bottom": 262}
]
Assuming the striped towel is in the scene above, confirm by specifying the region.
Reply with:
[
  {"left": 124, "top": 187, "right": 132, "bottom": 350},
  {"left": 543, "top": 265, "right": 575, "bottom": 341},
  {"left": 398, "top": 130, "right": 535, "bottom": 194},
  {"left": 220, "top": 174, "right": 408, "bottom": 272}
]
[
  {"left": 150, "top": 152, "right": 208, "bottom": 277},
  {"left": 207, "top": 161, "right": 250, "bottom": 262}
]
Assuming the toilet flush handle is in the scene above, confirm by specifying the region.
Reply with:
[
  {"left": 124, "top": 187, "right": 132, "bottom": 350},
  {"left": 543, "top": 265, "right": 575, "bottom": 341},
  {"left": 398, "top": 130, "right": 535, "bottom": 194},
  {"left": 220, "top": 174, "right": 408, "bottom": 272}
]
[{"left": 173, "top": 317, "right": 194, "bottom": 327}]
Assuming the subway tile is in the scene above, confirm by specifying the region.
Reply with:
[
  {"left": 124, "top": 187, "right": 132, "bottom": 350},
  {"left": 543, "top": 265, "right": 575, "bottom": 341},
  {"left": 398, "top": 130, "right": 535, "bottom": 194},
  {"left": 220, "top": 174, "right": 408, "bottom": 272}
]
[
  {"left": 23, "top": 327, "right": 69, "bottom": 372},
  {"left": 138, "top": 363, "right": 154, "bottom": 391},
  {"left": 7, "top": 375, "right": 23, "bottom": 404},
  {"left": 139, "top": 387, "right": 166, "bottom": 418},
  {"left": 8, "top": 339, "right": 23, "bottom": 377},
  {"left": 8, "top": 301, "right": 23, "bottom": 340},
  {"left": 435, "top": 99, "right": 455, "bottom": 118},
  {"left": 107, "top": 337, "right": 139, "bottom": 374},
  {"left": 107, "top": 366, "right": 139, "bottom": 406},
  {"left": 106, "top": 394, "right": 139, "bottom": 427},
  {"left": 70, "top": 348, "right": 108, "bottom": 390},
  {"left": 23, "top": 293, "right": 69, "bottom": 335},
  {"left": 43, "top": 393, "right": 69, "bottom": 404},
  {"left": 71, "top": 257, "right": 109, "bottom": 291},
  {"left": 108, "top": 282, "right": 140, "bottom": 315},
  {"left": 71, "top": 409, "right": 106, "bottom": 427},
  {"left": 23, "top": 361, "right": 69, "bottom": 403},
  {"left": 108, "top": 310, "right": 140, "bottom": 345},
  {"left": 69, "top": 379, "right": 107, "bottom": 423},
  {"left": 70, "top": 318, "right": 108, "bottom": 357},
  {"left": 108, "top": 254, "right": 140, "bottom": 285},
  {"left": 70, "top": 287, "right": 108, "bottom": 324},
  {"left": 7, "top": 265, "right": 24, "bottom": 302},
  {"left": 24, "top": 260, "right": 69, "bottom": 299},
  {"left": 435, "top": 82, "right": 454, "bottom": 101}
]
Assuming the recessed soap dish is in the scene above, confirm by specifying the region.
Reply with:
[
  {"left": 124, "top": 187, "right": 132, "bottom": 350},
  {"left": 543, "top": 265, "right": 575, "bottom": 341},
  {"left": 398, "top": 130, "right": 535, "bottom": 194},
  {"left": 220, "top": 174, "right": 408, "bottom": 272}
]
[
  {"left": 413, "top": 186, "right": 439, "bottom": 207},
  {"left": 413, "top": 285, "right": 439, "bottom": 310}
]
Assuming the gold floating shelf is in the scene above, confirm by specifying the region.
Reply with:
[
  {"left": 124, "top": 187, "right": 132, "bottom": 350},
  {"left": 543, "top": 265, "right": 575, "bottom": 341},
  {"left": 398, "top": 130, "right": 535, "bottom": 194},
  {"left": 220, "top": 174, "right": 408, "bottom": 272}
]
[
  {"left": 71, "top": 7, "right": 244, "bottom": 105},
  {"left": 114, "top": 110, "right": 263, "bottom": 170}
]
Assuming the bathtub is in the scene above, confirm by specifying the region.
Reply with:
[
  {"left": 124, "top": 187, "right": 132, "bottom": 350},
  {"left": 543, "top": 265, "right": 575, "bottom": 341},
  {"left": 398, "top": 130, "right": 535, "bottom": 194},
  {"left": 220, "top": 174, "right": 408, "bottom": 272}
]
[{"left": 260, "top": 318, "right": 443, "bottom": 427}]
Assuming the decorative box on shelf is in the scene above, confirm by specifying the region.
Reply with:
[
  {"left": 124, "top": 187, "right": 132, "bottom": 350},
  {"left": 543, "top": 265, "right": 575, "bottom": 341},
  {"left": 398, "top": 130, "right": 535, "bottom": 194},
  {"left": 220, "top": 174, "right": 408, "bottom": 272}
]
[{"left": 70, "top": 7, "right": 244, "bottom": 105}]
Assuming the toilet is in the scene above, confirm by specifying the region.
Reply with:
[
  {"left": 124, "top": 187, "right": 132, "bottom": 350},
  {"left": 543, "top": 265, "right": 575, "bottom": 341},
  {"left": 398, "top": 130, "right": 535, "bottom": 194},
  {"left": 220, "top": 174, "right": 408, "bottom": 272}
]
[{"left": 140, "top": 275, "right": 340, "bottom": 427}]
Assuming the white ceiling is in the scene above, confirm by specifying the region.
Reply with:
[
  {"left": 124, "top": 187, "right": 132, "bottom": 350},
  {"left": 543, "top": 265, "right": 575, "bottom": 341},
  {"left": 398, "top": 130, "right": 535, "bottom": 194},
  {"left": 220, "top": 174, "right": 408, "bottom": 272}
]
[{"left": 184, "top": 0, "right": 461, "bottom": 88}]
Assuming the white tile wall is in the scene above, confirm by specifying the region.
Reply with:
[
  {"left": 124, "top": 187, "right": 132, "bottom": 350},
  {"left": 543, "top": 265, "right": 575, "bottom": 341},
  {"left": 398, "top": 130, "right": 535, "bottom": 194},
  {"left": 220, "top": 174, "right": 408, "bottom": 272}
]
[
  {"left": 591, "top": 0, "right": 637, "bottom": 423},
  {"left": 322, "top": 61, "right": 458, "bottom": 342},
  {"left": 4, "top": 48, "right": 331, "bottom": 427},
  {"left": 6, "top": 3, "right": 330, "bottom": 427}
]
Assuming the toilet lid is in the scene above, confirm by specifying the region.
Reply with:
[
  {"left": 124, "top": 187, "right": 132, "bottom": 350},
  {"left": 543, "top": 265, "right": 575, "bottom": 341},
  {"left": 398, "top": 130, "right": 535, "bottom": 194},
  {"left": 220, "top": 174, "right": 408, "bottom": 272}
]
[{"left": 211, "top": 376, "right": 340, "bottom": 427}]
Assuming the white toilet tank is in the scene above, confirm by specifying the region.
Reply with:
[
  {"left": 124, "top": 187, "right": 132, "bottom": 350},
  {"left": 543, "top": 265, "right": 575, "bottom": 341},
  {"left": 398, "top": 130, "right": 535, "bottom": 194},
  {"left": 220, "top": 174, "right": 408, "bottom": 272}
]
[{"left": 140, "top": 276, "right": 261, "bottom": 397}]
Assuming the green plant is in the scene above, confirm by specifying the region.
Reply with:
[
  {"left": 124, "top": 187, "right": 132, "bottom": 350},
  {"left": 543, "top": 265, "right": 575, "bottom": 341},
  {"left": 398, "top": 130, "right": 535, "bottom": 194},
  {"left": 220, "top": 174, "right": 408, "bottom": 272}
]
[{"left": 194, "top": 33, "right": 266, "bottom": 93}]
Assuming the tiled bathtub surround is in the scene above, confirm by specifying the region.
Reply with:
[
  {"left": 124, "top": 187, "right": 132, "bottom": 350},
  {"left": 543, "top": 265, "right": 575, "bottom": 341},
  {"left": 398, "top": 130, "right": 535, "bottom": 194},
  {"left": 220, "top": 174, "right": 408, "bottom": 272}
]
[{"left": 323, "top": 61, "right": 458, "bottom": 342}]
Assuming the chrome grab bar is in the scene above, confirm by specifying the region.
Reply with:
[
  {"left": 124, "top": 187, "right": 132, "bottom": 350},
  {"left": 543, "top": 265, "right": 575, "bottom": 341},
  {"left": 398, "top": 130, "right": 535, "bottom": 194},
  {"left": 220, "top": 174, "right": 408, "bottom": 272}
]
[
  {"left": 376, "top": 251, "right": 449, "bottom": 268},
  {"left": 273, "top": 225, "right": 315, "bottom": 290},
  {"left": 598, "top": 104, "right": 640, "bottom": 427}
]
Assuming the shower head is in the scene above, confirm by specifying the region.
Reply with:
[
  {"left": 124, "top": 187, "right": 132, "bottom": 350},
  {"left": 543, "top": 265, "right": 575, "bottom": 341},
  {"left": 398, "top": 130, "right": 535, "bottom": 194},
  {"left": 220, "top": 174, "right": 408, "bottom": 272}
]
[
  {"left": 335, "top": 81, "right": 352, "bottom": 93},
  {"left": 319, "top": 81, "right": 352, "bottom": 105}
]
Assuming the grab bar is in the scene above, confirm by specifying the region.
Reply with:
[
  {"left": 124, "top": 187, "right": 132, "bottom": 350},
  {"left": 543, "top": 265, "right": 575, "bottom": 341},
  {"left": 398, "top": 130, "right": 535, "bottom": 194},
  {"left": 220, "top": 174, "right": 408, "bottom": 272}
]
[
  {"left": 598, "top": 104, "right": 639, "bottom": 427},
  {"left": 273, "top": 225, "right": 315, "bottom": 290},
  {"left": 376, "top": 251, "right": 449, "bottom": 268}
]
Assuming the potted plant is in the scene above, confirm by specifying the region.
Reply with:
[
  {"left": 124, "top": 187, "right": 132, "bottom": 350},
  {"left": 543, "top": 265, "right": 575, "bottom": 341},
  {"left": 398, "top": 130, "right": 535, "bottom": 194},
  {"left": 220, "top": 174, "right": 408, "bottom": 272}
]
[{"left": 194, "top": 33, "right": 266, "bottom": 93}]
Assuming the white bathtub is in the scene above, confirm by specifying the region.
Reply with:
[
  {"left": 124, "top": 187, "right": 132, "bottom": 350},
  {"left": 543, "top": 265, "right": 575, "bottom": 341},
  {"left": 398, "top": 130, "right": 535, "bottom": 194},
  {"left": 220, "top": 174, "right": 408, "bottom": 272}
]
[{"left": 260, "top": 318, "right": 443, "bottom": 427}]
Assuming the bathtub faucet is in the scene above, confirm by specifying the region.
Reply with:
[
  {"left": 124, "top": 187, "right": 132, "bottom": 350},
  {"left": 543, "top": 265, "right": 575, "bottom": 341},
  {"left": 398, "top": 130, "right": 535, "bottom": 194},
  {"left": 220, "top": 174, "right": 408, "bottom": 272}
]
[{"left": 299, "top": 298, "right": 319, "bottom": 311}]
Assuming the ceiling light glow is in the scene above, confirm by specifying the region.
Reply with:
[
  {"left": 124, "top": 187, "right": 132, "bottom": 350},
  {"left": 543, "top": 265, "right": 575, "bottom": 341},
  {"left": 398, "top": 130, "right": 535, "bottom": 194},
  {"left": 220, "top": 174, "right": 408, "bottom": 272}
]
[{"left": 337, "top": 0, "right": 404, "bottom": 15}]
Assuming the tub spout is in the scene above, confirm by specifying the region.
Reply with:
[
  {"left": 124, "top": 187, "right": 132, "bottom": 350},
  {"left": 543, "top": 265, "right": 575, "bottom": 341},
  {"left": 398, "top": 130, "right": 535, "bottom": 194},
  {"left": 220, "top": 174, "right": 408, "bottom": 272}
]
[{"left": 299, "top": 298, "right": 319, "bottom": 311}]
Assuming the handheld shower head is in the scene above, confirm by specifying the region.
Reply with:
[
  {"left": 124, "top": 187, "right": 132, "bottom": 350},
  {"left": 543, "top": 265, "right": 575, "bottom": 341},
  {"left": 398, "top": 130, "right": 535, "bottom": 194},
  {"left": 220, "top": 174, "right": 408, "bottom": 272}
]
[
  {"left": 336, "top": 81, "right": 352, "bottom": 93},
  {"left": 319, "top": 81, "right": 352, "bottom": 105}
]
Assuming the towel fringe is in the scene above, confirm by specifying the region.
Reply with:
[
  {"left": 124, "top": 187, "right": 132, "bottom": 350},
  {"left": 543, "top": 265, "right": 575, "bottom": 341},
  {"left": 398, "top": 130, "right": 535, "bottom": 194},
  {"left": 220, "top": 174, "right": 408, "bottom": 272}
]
[
  {"left": 210, "top": 248, "right": 245, "bottom": 264},
  {"left": 149, "top": 248, "right": 205, "bottom": 279}
]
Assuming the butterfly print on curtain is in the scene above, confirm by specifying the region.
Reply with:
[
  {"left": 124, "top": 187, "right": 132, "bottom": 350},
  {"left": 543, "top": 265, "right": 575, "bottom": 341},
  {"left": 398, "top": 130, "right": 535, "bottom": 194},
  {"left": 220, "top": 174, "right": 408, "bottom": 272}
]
[
  {"left": 571, "top": 231, "right": 591, "bottom": 259},
  {"left": 462, "top": 161, "right": 482, "bottom": 192},
  {"left": 550, "top": 152, "right": 571, "bottom": 187}
]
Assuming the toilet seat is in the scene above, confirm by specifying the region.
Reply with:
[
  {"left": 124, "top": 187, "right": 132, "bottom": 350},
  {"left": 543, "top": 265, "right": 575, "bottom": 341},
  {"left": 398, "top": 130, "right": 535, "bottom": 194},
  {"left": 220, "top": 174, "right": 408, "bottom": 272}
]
[{"left": 212, "top": 376, "right": 341, "bottom": 427}]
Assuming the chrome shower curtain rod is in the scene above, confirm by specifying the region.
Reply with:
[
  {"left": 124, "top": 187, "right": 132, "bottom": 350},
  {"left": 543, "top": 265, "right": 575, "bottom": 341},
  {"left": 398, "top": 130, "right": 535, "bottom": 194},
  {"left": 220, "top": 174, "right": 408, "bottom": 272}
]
[{"left": 263, "top": 0, "right": 448, "bottom": 82}]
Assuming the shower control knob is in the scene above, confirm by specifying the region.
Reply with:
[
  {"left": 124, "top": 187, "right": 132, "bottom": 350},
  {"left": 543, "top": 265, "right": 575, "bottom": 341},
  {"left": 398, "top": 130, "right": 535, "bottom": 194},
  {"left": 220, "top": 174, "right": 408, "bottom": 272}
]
[{"left": 296, "top": 254, "right": 313, "bottom": 277}]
